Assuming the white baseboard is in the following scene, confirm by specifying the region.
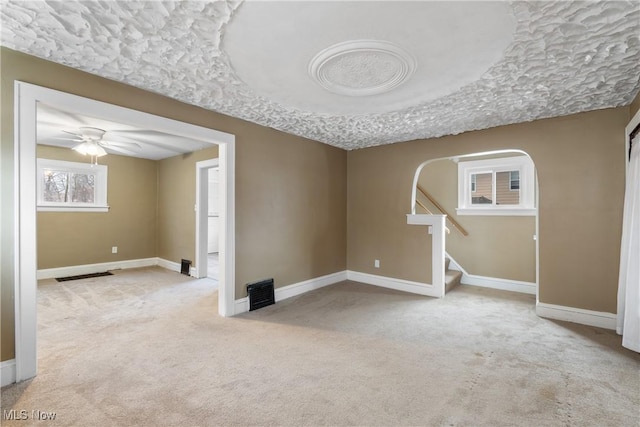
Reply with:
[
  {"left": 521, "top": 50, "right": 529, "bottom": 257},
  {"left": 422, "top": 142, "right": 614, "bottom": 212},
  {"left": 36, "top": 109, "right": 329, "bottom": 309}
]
[
  {"left": 275, "top": 271, "right": 348, "bottom": 301},
  {"left": 346, "top": 270, "right": 439, "bottom": 297},
  {"left": 461, "top": 274, "right": 536, "bottom": 295},
  {"left": 37, "top": 258, "right": 198, "bottom": 280},
  {"left": 234, "top": 299, "right": 248, "bottom": 314},
  {"left": 536, "top": 302, "right": 616, "bottom": 330},
  {"left": 37, "top": 258, "right": 158, "bottom": 280},
  {"left": 445, "top": 252, "right": 536, "bottom": 295},
  {"left": 234, "top": 271, "right": 348, "bottom": 315},
  {"left": 1, "top": 359, "right": 16, "bottom": 387}
]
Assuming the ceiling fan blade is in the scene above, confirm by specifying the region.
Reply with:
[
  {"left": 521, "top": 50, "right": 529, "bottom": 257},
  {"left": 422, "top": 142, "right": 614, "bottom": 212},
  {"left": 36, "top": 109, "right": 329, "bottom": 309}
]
[
  {"left": 52, "top": 136, "right": 83, "bottom": 142},
  {"left": 101, "top": 139, "right": 141, "bottom": 148},
  {"left": 63, "top": 130, "right": 84, "bottom": 138},
  {"left": 100, "top": 144, "right": 139, "bottom": 155}
]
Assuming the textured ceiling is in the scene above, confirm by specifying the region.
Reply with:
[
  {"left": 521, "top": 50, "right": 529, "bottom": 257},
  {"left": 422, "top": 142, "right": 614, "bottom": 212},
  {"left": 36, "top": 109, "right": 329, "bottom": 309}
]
[{"left": 2, "top": 1, "right": 639, "bottom": 150}]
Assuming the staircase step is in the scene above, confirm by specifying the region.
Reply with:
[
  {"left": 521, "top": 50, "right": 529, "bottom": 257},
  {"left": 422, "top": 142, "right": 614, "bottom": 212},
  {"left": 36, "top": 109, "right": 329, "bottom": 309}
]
[
  {"left": 445, "top": 269, "right": 462, "bottom": 293},
  {"left": 445, "top": 257, "right": 451, "bottom": 271}
]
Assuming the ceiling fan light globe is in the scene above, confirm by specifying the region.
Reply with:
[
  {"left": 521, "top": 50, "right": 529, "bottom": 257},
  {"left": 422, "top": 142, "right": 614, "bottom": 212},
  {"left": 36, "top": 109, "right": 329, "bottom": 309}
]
[{"left": 73, "top": 142, "right": 107, "bottom": 157}]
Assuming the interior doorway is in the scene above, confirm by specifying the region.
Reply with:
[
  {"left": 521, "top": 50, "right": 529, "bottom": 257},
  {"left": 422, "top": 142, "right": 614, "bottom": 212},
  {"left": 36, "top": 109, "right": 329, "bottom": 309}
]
[
  {"left": 195, "top": 160, "right": 220, "bottom": 281},
  {"left": 13, "top": 82, "right": 236, "bottom": 382}
]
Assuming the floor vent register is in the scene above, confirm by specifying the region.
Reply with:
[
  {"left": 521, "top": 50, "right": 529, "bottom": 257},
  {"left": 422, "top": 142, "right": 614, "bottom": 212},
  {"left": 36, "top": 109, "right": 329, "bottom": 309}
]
[
  {"left": 55, "top": 271, "right": 113, "bottom": 282},
  {"left": 247, "top": 278, "right": 275, "bottom": 311}
]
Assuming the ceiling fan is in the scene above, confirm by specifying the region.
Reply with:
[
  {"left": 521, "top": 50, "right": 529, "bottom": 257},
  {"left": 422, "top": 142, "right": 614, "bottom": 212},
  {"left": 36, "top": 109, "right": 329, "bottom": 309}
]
[{"left": 56, "top": 126, "right": 141, "bottom": 164}]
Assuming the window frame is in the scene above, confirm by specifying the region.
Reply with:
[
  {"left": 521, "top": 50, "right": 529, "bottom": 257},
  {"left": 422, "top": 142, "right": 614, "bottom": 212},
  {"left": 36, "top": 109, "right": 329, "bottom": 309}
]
[
  {"left": 37, "top": 158, "right": 109, "bottom": 212},
  {"left": 457, "top": 156, "right": 535, "bottom": 216}
]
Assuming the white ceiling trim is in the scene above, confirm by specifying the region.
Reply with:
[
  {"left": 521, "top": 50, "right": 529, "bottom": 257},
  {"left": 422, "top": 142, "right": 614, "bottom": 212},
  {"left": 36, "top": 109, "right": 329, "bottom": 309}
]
[{"left": 2, "top": 1, "right": 639, "bottom": 150}]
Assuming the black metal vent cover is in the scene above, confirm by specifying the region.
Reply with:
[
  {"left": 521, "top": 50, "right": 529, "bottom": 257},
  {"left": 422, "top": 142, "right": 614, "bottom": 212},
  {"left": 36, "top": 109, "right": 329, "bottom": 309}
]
[
  {"left": 247, "top": 278, "right": 275, "bottom": 311},
  {"left": 181, "top": 259, "right": 192, "bottom": 276}
]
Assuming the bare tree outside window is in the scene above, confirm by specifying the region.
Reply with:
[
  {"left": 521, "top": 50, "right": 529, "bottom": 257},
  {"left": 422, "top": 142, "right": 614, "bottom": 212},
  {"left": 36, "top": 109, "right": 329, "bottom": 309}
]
[
  {"left": 38, "top": 158, "right": 108, "bottom": 212},
  {"left": 43, "top": 170, "right": 69, "bottom": 202},
  {"left": 42, "top": 169, "right": 95, "bottom": 203},
  {"left": 71, "top": 174, "right": 95, "bottom": 203}
]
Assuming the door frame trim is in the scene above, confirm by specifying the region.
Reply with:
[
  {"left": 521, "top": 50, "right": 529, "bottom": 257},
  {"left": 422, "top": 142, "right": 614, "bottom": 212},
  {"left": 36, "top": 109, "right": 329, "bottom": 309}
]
[{"left": 13, "top": 81, "right": 236, "bottom": 382}]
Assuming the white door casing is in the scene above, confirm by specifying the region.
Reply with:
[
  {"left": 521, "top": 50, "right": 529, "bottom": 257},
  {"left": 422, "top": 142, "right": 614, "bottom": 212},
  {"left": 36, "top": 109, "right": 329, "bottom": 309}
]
[{"left": 13, "top": 82, "right": 236, "bottom": 382}]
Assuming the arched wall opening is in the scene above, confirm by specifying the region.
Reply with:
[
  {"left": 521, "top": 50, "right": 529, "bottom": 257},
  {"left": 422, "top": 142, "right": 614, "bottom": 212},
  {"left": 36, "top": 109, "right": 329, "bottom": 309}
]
[{"left": 409, "top": 149, "right": 539, "bottom": 298}]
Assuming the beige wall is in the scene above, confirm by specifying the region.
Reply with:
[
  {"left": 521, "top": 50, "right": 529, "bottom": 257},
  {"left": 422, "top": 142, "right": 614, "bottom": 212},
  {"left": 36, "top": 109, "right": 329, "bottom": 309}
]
[
  {"left": 235, "top": 124, "right": 347, "bottom": 291},
  {"left": 0, "top": 48, "right": 347, "bottom": 362},
  {"left": 419, "top": 158, "right": 536, "bottom": 282},
  {"left": 157, "top": 147, "right": 218, "bottom": 266},
  {"left": 36, "top": 144, "right": 220, "bottom": 271},
  {"left": 36, "top": 145, "right": 158, "bottom": 269},
  {"left": 348, "top": 107, "right": 628, "bottom": 314},
  {"left": 347, "top": 143, "right": 433, "bottom": 283}
]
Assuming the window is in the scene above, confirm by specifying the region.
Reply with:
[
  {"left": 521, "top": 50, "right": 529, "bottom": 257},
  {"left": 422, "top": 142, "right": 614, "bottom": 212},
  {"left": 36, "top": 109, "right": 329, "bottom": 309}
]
[
  {"left": 509, "top": 171, "right": 520, "bottom": 190},
  {"left": 457, "top": 156, "right": 534, "bottom": 216},
  {"left": 37, "top": 158, "right": 108, "bottom": 212}
]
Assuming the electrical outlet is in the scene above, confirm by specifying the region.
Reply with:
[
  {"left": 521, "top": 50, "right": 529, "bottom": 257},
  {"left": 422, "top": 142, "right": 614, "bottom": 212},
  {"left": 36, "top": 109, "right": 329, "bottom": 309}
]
[
  {"left": 112, "top": 246, "right": 118, "bottom": 254},
  {"left": 374, "top": 259, "right": 380, "bottom": 268}
]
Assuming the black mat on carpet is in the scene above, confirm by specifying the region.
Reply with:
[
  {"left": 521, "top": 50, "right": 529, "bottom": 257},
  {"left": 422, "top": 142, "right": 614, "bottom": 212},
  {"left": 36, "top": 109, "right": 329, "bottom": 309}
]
[{"left": 55, "top": 271, "right": 113, "bottom": 282}]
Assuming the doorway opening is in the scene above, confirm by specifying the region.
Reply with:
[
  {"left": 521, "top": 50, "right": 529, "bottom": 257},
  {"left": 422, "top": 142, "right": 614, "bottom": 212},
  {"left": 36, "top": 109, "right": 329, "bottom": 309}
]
[
  {"left": 13, "top": 82, "right": 236, "bottom": 382},
  {"left": 195, "top": 160, "right": 220, "bottom": 282}
]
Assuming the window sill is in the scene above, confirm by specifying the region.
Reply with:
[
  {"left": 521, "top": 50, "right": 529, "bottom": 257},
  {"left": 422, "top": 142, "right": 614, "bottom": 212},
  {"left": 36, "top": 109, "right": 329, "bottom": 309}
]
[
  {"left": 37, "top": 205, "right": 110, "bottom": 213},
  {"left": 456, "top": 207, "right": 536, "bottom": 216}
]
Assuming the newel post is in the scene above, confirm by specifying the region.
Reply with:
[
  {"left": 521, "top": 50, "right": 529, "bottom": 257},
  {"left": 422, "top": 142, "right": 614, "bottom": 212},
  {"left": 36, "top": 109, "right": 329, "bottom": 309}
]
[{"left": 407, "top": 214, "right": 446, "bottom": 298}]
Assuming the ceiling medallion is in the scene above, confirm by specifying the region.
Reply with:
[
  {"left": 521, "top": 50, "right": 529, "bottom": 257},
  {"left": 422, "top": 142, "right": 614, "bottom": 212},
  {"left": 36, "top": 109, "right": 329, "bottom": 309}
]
[{"left": 308, "top": 40, "right": 417, "bottom": 97}]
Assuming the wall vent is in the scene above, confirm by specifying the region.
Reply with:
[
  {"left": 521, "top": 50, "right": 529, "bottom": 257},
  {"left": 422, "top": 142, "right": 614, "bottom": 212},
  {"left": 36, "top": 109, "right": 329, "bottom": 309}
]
[
  {"left": 181, "top": 259, "right": 192, "bottom": 275},
  {"left": 247, "top": 278, "right": 275, "bottom": 311}
]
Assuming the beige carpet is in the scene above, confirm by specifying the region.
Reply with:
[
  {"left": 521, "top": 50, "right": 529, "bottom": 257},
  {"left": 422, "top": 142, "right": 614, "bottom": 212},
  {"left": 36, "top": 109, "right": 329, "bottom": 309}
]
[{"left": 1, "top": 266, "right": 638, "bottom": 426}]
